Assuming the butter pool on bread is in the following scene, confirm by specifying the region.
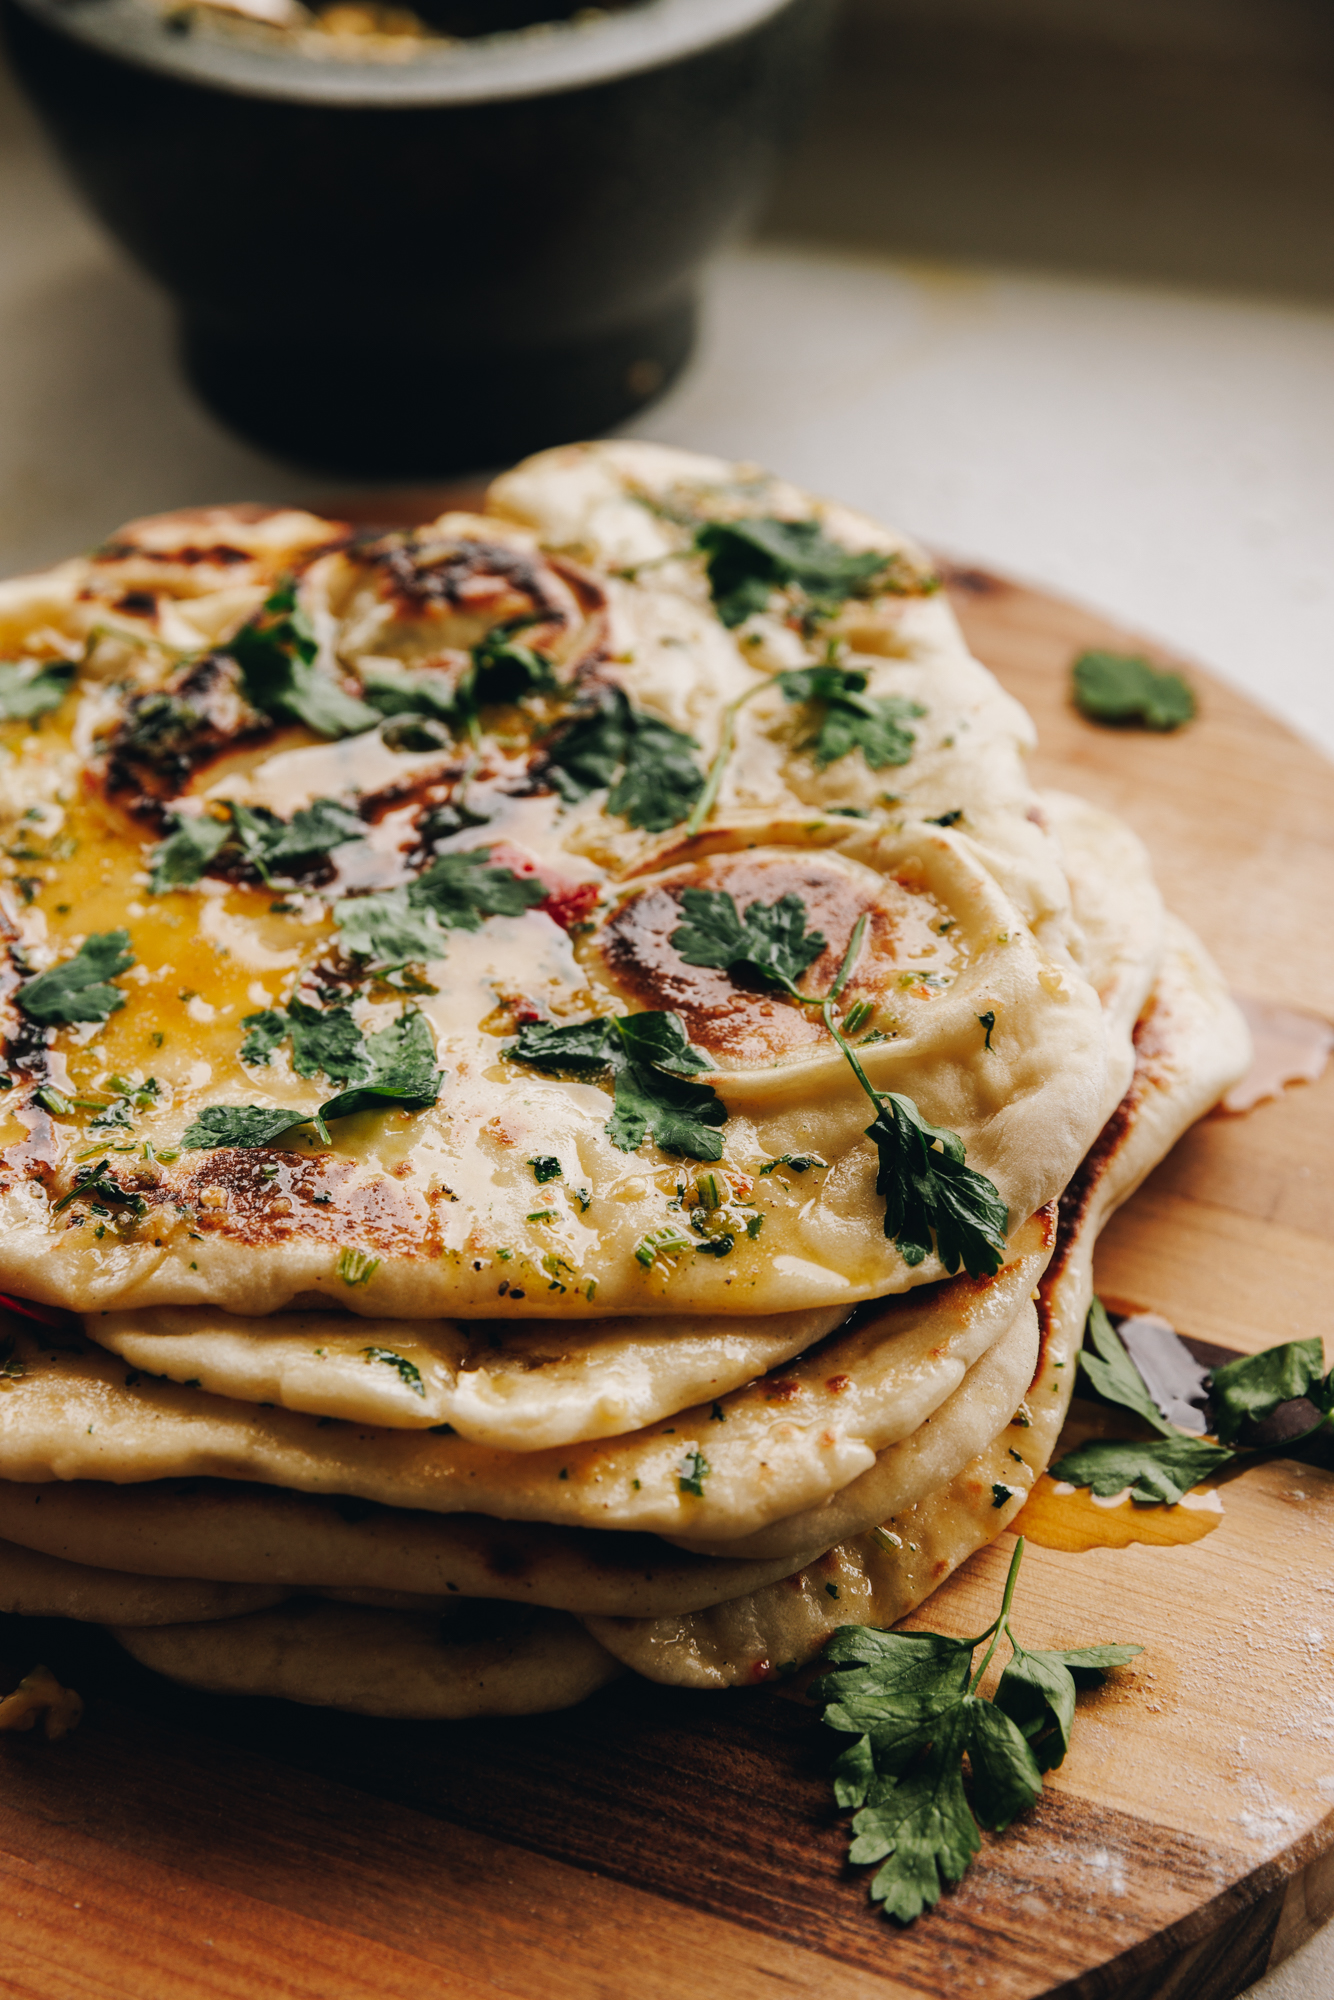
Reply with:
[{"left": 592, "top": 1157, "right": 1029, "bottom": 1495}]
[{"left": 0, "top": 443, "right": 1249, "bottom": 1714}]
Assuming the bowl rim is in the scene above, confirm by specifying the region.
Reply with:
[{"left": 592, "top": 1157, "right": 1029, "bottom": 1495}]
[{"left": 5, "top": 0, "right": 803, "bottom": 105}]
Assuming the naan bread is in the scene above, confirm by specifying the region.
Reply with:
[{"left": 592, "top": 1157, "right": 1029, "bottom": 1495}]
[
  {"left": 114, "top": 1599, "right": 622, "bottom": 1717},
  {"left": 0, "top": 1210, "right": 1049, "bottom": 1540},
  {"left": 584, "top": 913, "right": 1251, "bottom": 1685},
  {"left": 0, "top": 1537, "right": 285, "bottom": 1626},
  {"left": 81, "top": 1302, "right": 850, "bottom": 1444},
  {"left": 0, "top": 454, "right": 1119, "bottom": 1320}
]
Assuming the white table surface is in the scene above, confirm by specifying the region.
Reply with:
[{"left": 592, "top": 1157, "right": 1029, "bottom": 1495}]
[{"left": 1, "top": 44, "right": 1332, "bottom": 1997}]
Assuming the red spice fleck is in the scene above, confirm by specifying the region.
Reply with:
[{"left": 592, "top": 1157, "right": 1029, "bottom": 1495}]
[{"left": 749, "top": 1658, "right": 775, "bottom": 1683}]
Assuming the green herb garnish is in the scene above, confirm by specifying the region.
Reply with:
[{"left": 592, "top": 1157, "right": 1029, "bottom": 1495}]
[
  {"left": 694, "top": 518, "right": 901, "bottom": 628},
  {"left": 542, "top": 687, "right": 704, "bottom": 833},
  {"left": 18, "top": 930, "right": 134, "bottom": 1026},
  {"left": 180, "top": 1105, "right": 321, "bottom": 1151},
  {"left": 240, "top": 1000, "right": 368, "bottom": 1083},
  {"left": 677, "top": 1446, "right": 710, "bottom": 1496},
  {"left": 510, "top": 1011, "right": 725, "bottom": 1162},
  {"left": 149, "top": 797, "right": 365, "bottom": 894},
  {"left": 816, "top": 1538, "right": 1140, "bottom": 1923},
  {"left": 317, "top": 1010, "right": 441, "bottom": 1122},
  {"left": 1071, "top": 651, "right": 1195, "bottom": 731},
  {"left": 529, "top": 1156, "right": 563, "bottom": 1184},
  {"left": 338, "top": 1250, "right": 380, "bottom": 1287},
  {"left": 229, "top": 580, "right": 380, "bottom": 739},
  {"left": 334, "top": 847, "right": 545, "bottom": 967},
  {"left": 362, "top": 1345, "right": 424, "bottom": 1394},
  {"left": 0, "top": 660, "right": 76, "bottom": 722},
  {"left": 669, "top": 887, "right": 826, "bottom": 994}
]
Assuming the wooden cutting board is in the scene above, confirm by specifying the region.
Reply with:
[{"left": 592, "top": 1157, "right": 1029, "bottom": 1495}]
[{"left": 0, "top": 559, "right": 1331, "bottom": 2000}]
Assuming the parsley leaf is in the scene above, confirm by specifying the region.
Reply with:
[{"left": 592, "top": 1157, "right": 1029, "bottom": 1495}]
[
  {"left": 815, "top": 1539, "right": 1139, "bottom": 1923},
  {"left": 510, "top": 1011, "right": 725, "bottom": 1161},
  {"left": 240, "top": 1000, "right": 368, "bottom": 1082},
  {"left": 677, "top": 1446, "right": 710, "bottom": 1496},
  {"left": 774, "top": 665, "right": 924, "bottom": 770},
  {"left": 362, "top": 1346, "right": 425, "bottom": 1396},
  {"left": 358, "top": 658, "right": 458, "bottom": 722},
  {"left": 19, "top": 930, "right": 135, "bottom": 1026},
  {"left": 1077, "top": 1298, "right": 1177, "bottom": 1438},
  {"left": 529, "top": 1155, "right": 562, "bottom": 1183},
  {"left": 1049, "top": 1434, "right": 1234, "bottom": 1506},
  {"left": 670, "top": 887, "right": 826, "bottom": 995},
  {"left": 318, "top": 1010, "right": 442, "bottom": 1121},
  {"left": 149, "top": 798, "right": 364, "bottom": 893},
  {"left": 695, "top": 518, "right": 894, "bottom": 628},
  {"left": 180, "top": 1105, "right": 316, "bottom": 1151},
  {"left": 230, "top": 581, "right": 380, "bottom": 739},
  {"left": 334, "top": 848, "right": 546, "bottom": 966},
  {"left": 1072, "top": 651, "right": 1195, "bottom": 732},
  {"left": 542, "top": 687, "right": 704, "bottom": 833},
  {"left": 0, "top": 660, "right": 76, "bottom": 722},
  {"left": 1208, "top": 1338, "right": 1331, "bottom": 1445},
  {"left": 866, "top": 1092, "right": 1009, "bottom": 1279}
]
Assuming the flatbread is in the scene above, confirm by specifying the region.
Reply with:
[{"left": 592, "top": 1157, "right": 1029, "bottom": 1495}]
[
  {"left": 0, "top": 1537, "right": 285, "bottom": 1626},
  {"left": 81, "top": 1302, "right": 850, "bottom": 1444},
  {"left": 0, "top": 457, "right": 1120, "bottom": 1321},
  {"left": 584, "top": 911, "right": 1251, "bottom": 1685},
  {"left": 0, "top": 1210, "right": 1049, "bottom": 1541},
  {"left": 114, "top": 1599, "right": 622, "bottom": 1718}
]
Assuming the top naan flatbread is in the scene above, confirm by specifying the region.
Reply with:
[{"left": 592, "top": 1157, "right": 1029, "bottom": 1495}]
[{"left": 0, "top": 451, "right": 1118, "bottom": 1318}]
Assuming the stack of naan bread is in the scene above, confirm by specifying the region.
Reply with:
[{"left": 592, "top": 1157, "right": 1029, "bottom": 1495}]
[{"left": 0, "top": 443, "right": 1248, "bottom": 1715}]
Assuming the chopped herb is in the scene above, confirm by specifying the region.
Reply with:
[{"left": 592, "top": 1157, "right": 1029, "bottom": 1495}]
[
  {"left": 745, "top": 1214, "right": 764, "bottom": 1240},
  {"left": 758, "top": 1153, "right": 828, "bottom": 1175},
  {"left": 51, "top": 1158, "right": 147, "bottom": 1219},
  {"left": 634, "top": 1225, "right": 694, "bottom": 1270},
  {"left": 526, "top": 1210, "right": 556, "bottom": 1224},
  {"left": 334, "top": 847, "right": 545, "bottom": 966},
  {"left": 826, "top": 1583, "right": 841, "bottom": 1599},
  {"left": 18, "top": 930, "right": 135, "bottom": 1027},
  {"left": 694, "top": 517, "right": 900, "bottom": 628},
  {"left": 149, "top": 797, "right": 365, "bottom": 894},
  {"left": 991, "top": 1483, "right": 1013, "bottom": 1507},
  {"left": 229, "top": 579, "right": 380, "bottom": 738},
  {"left": 815, "top": 1538, "right": 1140, "bottom": 1923},
  {"left": 240, "top": 999, "right": 368, "bottom": 1083},
  {"left": 677, "top": 1445, "right": 710, "bottom": 1497},
  {"left": 148, "top": 813, "right": 231, "bottom": 893},
  {"left": 977, "top": 1010, "right": 996, "bottom": 1051},
  {"left": 511, "top": 1011, "right": 725, "bottom": 1162},
  {"left": 0, "top": 659, "right": 76, "bottom": 722},
  {"left": 774, "top": 665, "right": 924, "bottom": 772},
  {"left": 670, "top": 887, "right": 825, "bottom": 996},
  {"left": 710, "top": 1401, "right": 727, "bottom": 1422},
  {"left": 542, "top": 686, "right": 704, "bottom": 833},
  {"left": 1071, "top": 650, "right": 1195, "bottom": 732},
  {"left": 362, "top": 1346, "right": 423, "bottom": 1394},
  {"left": 317, "top": 1010, "right": 442, "bottom": 1122},
  {"left": 338, "top": 1250, "right": 380, "bottom": 1287},
  {"left": 528, "top": 1155, "right": 563, "bottom": 1184}
]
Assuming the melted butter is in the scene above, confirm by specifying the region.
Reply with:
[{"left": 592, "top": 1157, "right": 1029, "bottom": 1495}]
[{"left": 1013, "top": 1472, "right": 1223, "bottom": 1551}]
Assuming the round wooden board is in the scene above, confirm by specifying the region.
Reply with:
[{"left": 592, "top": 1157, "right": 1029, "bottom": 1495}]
[{"left": 0, "top": 551, "right": 1330, "bottom": 2000}]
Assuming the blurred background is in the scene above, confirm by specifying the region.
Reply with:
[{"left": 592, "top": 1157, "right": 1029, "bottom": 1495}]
[{"left": 1, "top": 0, "right": 1333, "bottom": 753}]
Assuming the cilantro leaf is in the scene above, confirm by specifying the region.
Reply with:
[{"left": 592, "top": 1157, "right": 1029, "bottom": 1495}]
[
  {"left": 866, "top": 1091, "right": 1008, "bottom": 1279},
  {"left": 1078, "top": 1298, "right": 1177, "bottom": 1437},
  {"left": 1208, "top": 1338, "right": 1331, "bottom": 1445},
  {"left": 334, "top": 848, "right": 546, "bottom": 966},
  {"left": 362, "top": 1347, "right": 425, "bottom": 1397},
  {"left": 510, "top": 1010, "right": 725, "bottom": 1161},
  {"left": 1072, "top": 651, "right": 1195, "bottom": 732},
  {"left": 458, "top": 625, "right": 557, "bottom": 717},
  {"left": 180, "top": 1105, "right": 315, "bottom": 1150},
  {"left": 230, "top": 581, "right": 380, "bottom": 739},
  {"left": 240, "top": 1000, "right": 368, "bottom": 1082},
  {"left": 318, "top": 1010, "right": 442, "bottom": 1121},
  {"left": 19, "top": 930, "right": 135, "bottom": 1026},
  {"left": 671, "top": 887, "right": 826, "bottom": 996},
  {"left": 358, "top": 658, "right": 457, "bottom": 722},
  {"left": 695, "top": 518, "right": 893, "bottom": 628},
  {"left": 773, "top": 665, "right": 923, "bottom": 771},
  {"left": 1049, "top": 1435, "right": 1233, "bottom": 1506},
  {"left": 542, "top": 687, "right": 704, "bottom": 833},
  {"left": 0, "top": 660, "right": 76, "bottom": 722},
  {"left": 149, "top": 797, "right": 364, "bottom": 893},
  {"left": 148, "top": 813, "right": 231, "bottom": 893},
  {"left": 815, "top": 1539, "right": 1140, "bottom": 1924}
]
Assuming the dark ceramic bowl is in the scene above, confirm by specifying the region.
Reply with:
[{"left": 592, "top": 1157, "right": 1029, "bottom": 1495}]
[{"left": 2, "top": 0, "right": 829, "bottom": 476}]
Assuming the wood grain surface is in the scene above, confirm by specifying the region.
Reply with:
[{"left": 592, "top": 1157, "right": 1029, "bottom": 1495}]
[{"left": 0, "top": 560, "right": 1331, "bottom": 2000}]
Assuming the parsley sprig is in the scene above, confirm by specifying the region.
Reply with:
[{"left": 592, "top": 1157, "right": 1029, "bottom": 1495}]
[
  {"left": 542, "top": 687, "right": 705, "bottom": 834},
  {"left": 334, "top": 847, "right": 546, "bottom": 967},
  {"left": 684, "top": 664, "right": 923, "bottom": 839},
  {"left": 670, "top": 891, "right": 1007, "bottom": 1276},
  {"left": 18, "top": 931, "right": 134, "bottom": 1027},
  {"left": 1071, "top": 650, "right": 1195, "bottom": 732},
  {"left": 148, "top": 797, "right": 365, "bottom": 893},
  {"left": 0, "top": 660, "right": 76, "bottom": 723},
  {"left": 816, "top": 1538, "right": 1140, "bottom": 1923},
  {"left": 182, "top": 1010, "right": 442, "bottom": 1151},
  {"left": 509, "top": 1011, "right": 725, "bottom": 1161},
  {"left": 229, "top": 580, "right": 380, "bottom": 740},
  {"left": 359, "top": 622, "right": 556, "bottom": 749},
  {"left": 694, "top": 517, "right": 910, "bottom": 629},
  {"left": 1052, "top": 1302, "right": 1332, "bottom": 1504}
]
